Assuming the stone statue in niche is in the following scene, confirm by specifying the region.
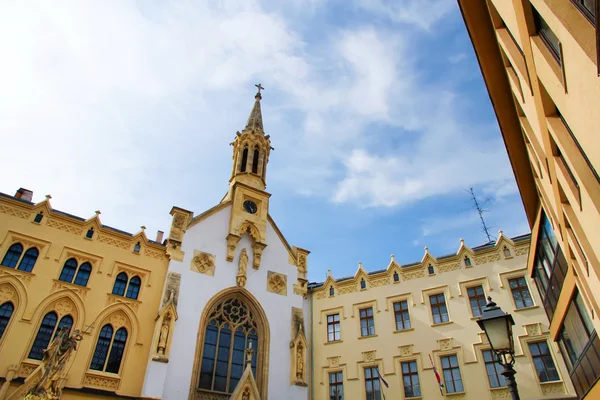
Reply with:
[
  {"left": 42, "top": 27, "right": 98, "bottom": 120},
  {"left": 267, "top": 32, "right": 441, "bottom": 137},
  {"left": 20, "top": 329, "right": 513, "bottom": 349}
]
[
  {"left": 157, "top": 314, "right": 171, "bottom": 356},
  {"left": 237, "top": 248, "right": 248, "bottom": 287},
  {"left": 296, "top": 344, "right": 304, "bottom": 380},
  {"left": 242, "top": 387, "right": 251, "bottom": 400}
]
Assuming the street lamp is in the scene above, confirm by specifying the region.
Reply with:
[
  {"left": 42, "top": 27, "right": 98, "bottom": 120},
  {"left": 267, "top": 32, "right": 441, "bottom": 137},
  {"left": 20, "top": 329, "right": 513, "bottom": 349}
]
[{"left": 476, "top": 297, "right": 520, "bottom": 400}]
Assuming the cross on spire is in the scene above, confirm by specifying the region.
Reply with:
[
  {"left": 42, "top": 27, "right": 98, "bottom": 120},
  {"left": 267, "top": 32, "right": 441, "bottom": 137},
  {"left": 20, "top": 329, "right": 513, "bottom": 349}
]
[{"left": 255, "top": 83, "right": 264, "bottom": 94}]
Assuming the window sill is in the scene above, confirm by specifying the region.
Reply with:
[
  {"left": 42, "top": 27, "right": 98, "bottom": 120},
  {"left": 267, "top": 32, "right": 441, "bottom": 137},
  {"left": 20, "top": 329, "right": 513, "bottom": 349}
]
[
  {"left": 83, "top": 371, "right": 122, "bottom": 391},
  {"left": 430, "top": 321, "right": 453, "bottom": 327},
  {"left": 358, "top": 334, "right": 378, "bottom": 340},
  {"left": 513, "top": 305, "right": 539, "bottom": 312},
  {"left": 539, "top": 379, "right": 563, "bottom": 385},
  {"left": 324, "top": 340, "right": 343, "bottom": 345},
  {"left": 445, "top": 392, "right": 466, "bottom": 397},
  {"left": 393, "top": 328, "right": 414, "bottom": 334},
  {"left": 470, "top": 316, "right": 481, "bottom": 320}
]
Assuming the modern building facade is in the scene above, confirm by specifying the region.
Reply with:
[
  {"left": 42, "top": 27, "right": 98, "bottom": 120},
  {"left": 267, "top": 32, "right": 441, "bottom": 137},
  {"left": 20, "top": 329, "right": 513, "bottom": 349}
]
[
  {"left": 0, "top": 89, "right": 580, "bottom": 400},
  {"left": 458, "top": 0, "right": 600, "bottom": 398}
]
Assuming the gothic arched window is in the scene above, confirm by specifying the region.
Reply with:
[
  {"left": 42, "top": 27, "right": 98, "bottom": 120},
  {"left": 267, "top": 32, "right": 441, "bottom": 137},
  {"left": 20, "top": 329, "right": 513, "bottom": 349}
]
[
  {"left": 360, "top": 279, "right": 366, "bottom": 289},
  {"left": 428, "top": 265, "right": 435, "bottom": 275},
  {"left": 464, "top": 256, "right": 472, "bottom": 267},
  {"left": 1, "top": 243, "right": 23, "bottom": 268},
  {"left": 252, "top": 148, "right": 260, "bottom": 174},
  {"left": 199, "top": 297, "right": 259, "bottom": 394},
  {"left": 90, "top": 324, "right": 128, "bottom": 373},
  {"left": 59, "top": 259, "right": 92, "bottom": 286},
  {"left": 133, "top": 242, "right": 141, "bottom": 254},
  {"left": 28, "top": 312, "right": 73, "bottom": 360},
  {"left": 393, "top": 271, "right": 400, "bottom": 282},
  {"left": 74, "top": 262, "right": 92, "bottom": 286},
  {"left": 329, "top": 286, "right": 335, "bottom": 296},
  {"left": 112, "top": 272, "right": 128, "bottom": 296},
  {"left": 240, "top": 147, "right": 249, "bottom": 173},
  {"left": 503, "top": 246, "right": 512, "bottom": 258},
  {"left": 34, "top": 211, "right": 44, "bottom": 223},
  {"left": 86, "top": 227, "right": 95, "bottom": 239},
  {"left": 0, "top": 302, "right": 14, "bottom": 339},
  {"left": 126, "top": 276, "right": 141, "bottom": 300},
  {"left": 18, "top": 248, "right": 39, "bottom": 272}
]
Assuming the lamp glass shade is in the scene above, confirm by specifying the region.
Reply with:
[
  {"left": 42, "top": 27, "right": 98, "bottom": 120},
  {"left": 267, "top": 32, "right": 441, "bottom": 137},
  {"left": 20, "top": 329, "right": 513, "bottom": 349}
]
[{"left": 483, "top": 317, "right": 511, "bottom": 351}]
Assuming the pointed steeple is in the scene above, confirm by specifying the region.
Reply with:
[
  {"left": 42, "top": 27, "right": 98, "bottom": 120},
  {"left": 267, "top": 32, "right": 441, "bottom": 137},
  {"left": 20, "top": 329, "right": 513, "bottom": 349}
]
[{"left": 245, "top": 86, "right": 264, "bottom": 131}]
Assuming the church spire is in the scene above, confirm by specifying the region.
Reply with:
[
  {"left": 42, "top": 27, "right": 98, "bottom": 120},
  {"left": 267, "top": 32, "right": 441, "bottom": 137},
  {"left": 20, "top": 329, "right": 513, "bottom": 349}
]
[
  {"left": 245, "top": 84, "right": 264, "bottom": 132},
  {"left": 225, "top": 84, "right": 273, "bottom": 196}
]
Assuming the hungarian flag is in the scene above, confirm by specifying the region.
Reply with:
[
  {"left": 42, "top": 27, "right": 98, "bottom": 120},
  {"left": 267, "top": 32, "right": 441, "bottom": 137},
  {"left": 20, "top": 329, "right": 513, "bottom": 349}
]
[{"left": 429, "top": 354, "right": 445, "bottom": 396}]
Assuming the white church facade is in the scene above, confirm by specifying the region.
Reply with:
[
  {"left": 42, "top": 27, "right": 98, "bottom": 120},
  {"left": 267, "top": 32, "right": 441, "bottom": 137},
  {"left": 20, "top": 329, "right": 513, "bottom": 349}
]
[{"left": 142, "top": 87, "right": 310, "bottom": 400}]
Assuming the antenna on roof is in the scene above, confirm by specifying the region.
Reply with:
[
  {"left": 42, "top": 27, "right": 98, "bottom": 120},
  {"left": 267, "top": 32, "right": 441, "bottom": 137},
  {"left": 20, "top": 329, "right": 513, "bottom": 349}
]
[{"left": 464, "top": 187, "right": 495, "bottom": 243}]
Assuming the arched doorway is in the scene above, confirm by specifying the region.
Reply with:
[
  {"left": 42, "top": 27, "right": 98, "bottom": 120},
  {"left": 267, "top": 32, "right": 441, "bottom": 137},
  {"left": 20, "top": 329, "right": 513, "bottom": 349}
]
[{"left": 190, "top": 288, "right": 270, "bottom": 400}]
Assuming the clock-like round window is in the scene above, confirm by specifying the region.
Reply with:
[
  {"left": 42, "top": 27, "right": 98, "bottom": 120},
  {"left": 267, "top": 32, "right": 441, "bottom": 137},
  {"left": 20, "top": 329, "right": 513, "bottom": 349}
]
[{"left": 243, "top": 200, "right": 258, "bottom": 214}]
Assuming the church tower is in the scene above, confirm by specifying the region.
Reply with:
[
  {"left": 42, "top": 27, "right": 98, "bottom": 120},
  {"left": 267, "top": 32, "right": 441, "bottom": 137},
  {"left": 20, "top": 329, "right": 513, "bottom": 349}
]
[{"left": 224, "top": 84, "right": 272, "bottom": 269}]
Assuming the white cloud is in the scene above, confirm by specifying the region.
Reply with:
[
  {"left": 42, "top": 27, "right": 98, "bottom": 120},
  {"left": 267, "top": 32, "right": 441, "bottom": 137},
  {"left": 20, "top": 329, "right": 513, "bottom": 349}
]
[{"left": 356, "top": 0, "right": 456, "bottom": 30}]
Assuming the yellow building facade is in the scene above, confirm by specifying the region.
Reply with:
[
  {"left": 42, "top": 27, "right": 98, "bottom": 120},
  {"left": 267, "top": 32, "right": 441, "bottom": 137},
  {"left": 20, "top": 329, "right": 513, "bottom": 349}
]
[
  {"left": 458, "top": 0, "right": 600, "bottom": 398},
  {"left": 0, "top": 190, "right": 169, "bottom": 399},
  {"left": 310, "top": 234, "right": 575, "bottom": 400}
]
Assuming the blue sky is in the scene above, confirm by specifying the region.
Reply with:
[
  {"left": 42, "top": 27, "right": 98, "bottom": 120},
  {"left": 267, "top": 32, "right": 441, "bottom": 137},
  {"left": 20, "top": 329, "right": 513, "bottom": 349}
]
[{"left": 0, "top": 0, "right": 529, "bottom": 282}]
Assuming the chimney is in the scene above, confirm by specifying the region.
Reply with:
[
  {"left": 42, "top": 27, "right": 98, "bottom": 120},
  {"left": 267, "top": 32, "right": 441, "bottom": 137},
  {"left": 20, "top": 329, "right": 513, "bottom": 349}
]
[
  {"left": 155, "top": 230, "right": 164, "bottom": 243},
  {"left": 15, "top": 188, "right": 33, "bottom": 202}
]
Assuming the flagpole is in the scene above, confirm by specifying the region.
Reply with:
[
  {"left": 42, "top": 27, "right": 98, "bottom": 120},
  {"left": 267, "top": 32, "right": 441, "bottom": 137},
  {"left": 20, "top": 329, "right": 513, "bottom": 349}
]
[{"left": 429, "top": 354, "right": 445, "bottom": 397}]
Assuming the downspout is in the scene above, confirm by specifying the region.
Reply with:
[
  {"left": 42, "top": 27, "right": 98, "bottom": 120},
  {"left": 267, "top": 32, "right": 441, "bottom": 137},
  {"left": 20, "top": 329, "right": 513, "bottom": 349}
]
[{"left": 309, "top": 288, "right": 315, "bottom": 400}]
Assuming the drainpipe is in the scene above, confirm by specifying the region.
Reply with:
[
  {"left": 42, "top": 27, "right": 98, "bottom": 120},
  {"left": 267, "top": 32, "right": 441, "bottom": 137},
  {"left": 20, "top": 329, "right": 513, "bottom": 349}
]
[{"left": 309, "top": 289, "right": 315, "bottom": 400}]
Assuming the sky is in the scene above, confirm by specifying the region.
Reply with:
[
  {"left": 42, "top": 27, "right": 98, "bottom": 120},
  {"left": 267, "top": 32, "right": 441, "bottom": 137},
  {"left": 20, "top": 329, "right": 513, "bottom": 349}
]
[{"left": 0, "top": 0, "right": 530, "bottom": 282}]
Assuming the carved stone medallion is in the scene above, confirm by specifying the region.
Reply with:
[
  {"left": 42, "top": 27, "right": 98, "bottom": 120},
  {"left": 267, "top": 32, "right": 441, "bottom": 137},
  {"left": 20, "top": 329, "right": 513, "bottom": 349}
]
[
  {"left": 190, "top": 250, "right": 215, "bottom": 276},
  {"left": 267, "top": 271, "right": 287, "bottom": 296}
]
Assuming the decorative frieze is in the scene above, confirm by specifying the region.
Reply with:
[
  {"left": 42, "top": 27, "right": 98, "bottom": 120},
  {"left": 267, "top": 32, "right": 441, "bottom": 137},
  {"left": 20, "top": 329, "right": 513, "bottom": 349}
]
[
  {"left": 438, "top": 263, "right": 461, "bottom": 273},
  {"left": 97, "top": 234, "right": 130, "bottom": 250},
  {"left": 0, "top": 204, "right": 30, "bottom": 219},
  {"left": 46, "top": 218, "right": 83, "bottom": 235},
  {"left": 144, "top": 247, "right": 166, "bottom": 260},
  {"left": 540, "top": 382, "right": 565, "bottom": 395},
  {"left": 106, "top": 294, "right": 140, "bottom": 312},
  {"left": 82, "top": 372, "right": 121, "bottom": 391}
]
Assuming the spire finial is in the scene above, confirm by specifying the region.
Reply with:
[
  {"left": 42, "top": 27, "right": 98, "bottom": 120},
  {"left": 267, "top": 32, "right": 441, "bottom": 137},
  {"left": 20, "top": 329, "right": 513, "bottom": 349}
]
[{"left": 246, "top": 84, "right": 264, "bottom": 131}]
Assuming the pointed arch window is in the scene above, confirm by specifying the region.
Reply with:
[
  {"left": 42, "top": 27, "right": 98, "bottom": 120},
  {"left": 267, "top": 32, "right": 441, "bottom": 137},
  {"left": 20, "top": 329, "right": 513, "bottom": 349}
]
[
  {"left": 329, "top": 286, "right": 335, "bottom": 296},
  {"left": 0, "top": 302, "right": 15, "bottom": 339},
  {"left": 393, "top": 271, "right": 400, "bottom": 282},
  {"left": 112, "top": 272, "right": 128, "bottom": 296},
  {"left": 252, "top": 148, "right": 260, "bottom": 174},
  {"left": 240, "top": 147, "right": 249, "bottom": 173},
  {"left": 126, "top": 276, "right": 141, "bottom": 300},
  {"left": 133, "top": 242, "right": 141, "bottom": 254},
  {"left": 1, "top": 243, "right": 23, "bottom": 268},
  {"left": 86, "top": 227, "right": 94, "bottom": 239},
  {"left": 90, "top": 324, "right": 128, "bottom": 373},
  {"left": 59, "top": 258, "right": 92, "bottom": 286},
  {"left": 199, "top": 297, "right": 259, "bottom": 394},
  {"left": 428, "top": 265, "right": 435, "bottom": 275},
  {"left": 28, "top": 312, "right": 73, "bottom": 360},
  {"left": 360, "top": 279, "right": 366, "bottom": 289},
  {"left": 18, "top": 248, "right": 39, "bottom": 272},
  {"left": 503, "top": 246, "right": 512, "bottom": 258},
  {"left": 34, "top": 212, "right": 44, "bottom": 223}
]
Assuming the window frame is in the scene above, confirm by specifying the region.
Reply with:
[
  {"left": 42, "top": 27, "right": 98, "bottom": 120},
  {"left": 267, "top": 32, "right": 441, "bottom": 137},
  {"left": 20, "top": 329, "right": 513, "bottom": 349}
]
[
  {"left": 401, "top": 360, "right": 421, "bottom": 398},
  {"left": 329, "top": 370, "right": 344, "bottom": 400},
  {"left": 532, "top": 7, "right": 562, "bottom": 63},
  {"left": 570, "top": 0, "right": 597, "bottom": 24},
  {"left": 440, "top": 354, "right": 464, "bottom": 394},
  {"left": 327, "top": 314, "right": 341, "bottom": 342},
  {"left": 528, "top": 340, "right": 561, "bottom": 383},
  {"left": 467, "top": 285, "right": 487, "bottom": 317},
  {"left": 359, "top": 307, "right": 375, "bottom": 337},
  {"left": 508, "top": 277, "right": 534, "bottom": 309},
  {"left": 430, "top": 293, "right": 449, "bottom": 325},
  {"left": 364, "top": 366, "right": 382, "bottom": 400},
  {"left": 0, "top": 301, "right": 15, "bottom": 340},
  {"left": 393, "top": 301, "right": 411, "bottom": 331},
  {"left": 1, "top": 243, "right": 24, "bottom": 269},
  {"left": 482, "top": 349, "right": 507, "bottom": 388}
]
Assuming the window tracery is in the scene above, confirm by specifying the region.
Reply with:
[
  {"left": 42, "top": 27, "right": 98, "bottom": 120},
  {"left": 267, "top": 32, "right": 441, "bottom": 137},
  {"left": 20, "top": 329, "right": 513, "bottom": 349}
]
[{"left": 199, "top": 297, "right": 259, "bottom": 394}]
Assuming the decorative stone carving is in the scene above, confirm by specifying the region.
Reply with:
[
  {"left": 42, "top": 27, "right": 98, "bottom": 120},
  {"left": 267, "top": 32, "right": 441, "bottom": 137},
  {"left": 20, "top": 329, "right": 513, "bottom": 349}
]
[
  {"left": 0, "top": 284, "right": 16, "bottom": 302},
  {"left": 96, "top": 234, "right": 130, "bottom": 250},
  {"left": 235, "top": 249, "right": 249, "bottom": 288},
  {"left": 162, "top": 273, "right": 181, "bottom": 307},
  {"left": 267, "top": 271, "right": 287, "bottom": 296},
  {"left": 82, "top": 373, "right": 120, "bottom": 391},
  {"left": 438, "top": 263, "right": 461, "bottom": 273},
  {"left": 46, "top": 219, "right": 82, "bottom": 236},
  {"left": 110, "top": 311, "right": 127, "bottom": 328},
  {"left": 252, "top": 242, "right": 266, "bottom": 270},
  {"left": 475, "top": 253, "right": 501, "bottom": 265},
  {"left": 166, "top": 207, "right": 192, "bottom": 261},
  {"left": 18, "top": 363, "right": 38, "bottom": 378},
  {"left": 315, "top": 291, "right": 327, "bottom": 299},
  {"left": 290, "top": 307, "right": 308, "bottom": 386},
  {"left": 438, "top": 338, "right": 453, "bottom": 350},
  {"left": 106, "top": 294, "right": 139, "bottom": 312},
  {"left": 363, "top": 350, "right": 376, "bottom": 362},
  {"left": 490, "top": 388, "right": 511, "bottom": 399},
  {"left": 54, "top": 300, "right": 73, "bottom": 316},
  {"left": 226, "top": 234, "right": 241, "bottom": 262},
  {"left": 51, "top": 281, "right": 88, "bottom": 300},
  {"left": 399, "top": 345, "right": 413, "bottom": 357},
  {"left": 402, "top": 270, "right": 425, "bottom": 281},
  {"left": 191, "top": 250, "right": 215, "bottom": 276},
  {"left": 153, "top": 292, "right": 178, "bottom": 363},
  {"left": 25, "top": 328, "right": 83, "bottom": 399},
  {"left": 339, "top": 286, "right": 357, "bottom": 295},
  {"left": 144, "top": 247, "right": 166, "bottom": 260},
  {"left": 328, "top": 356, "right": 340, "bottom": 368},
  {"left": 525, "top": 323, "right": 542, "bottom": 337},
  {"left": 479, "top": 332, "right": 489, "bottom": 344},
  {"left": 370, "top": 277, "right": 389, "bottom": 287},
  {"left": 515, "top": 247, "right": 529, "bottom": 256},
  {"left": 0, "top": 204, "right": 30, "bottom": 219},
  {"left": 541, "top": 382, "right": 565, "bottom": 395}
]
